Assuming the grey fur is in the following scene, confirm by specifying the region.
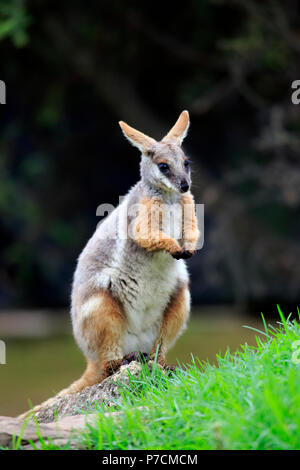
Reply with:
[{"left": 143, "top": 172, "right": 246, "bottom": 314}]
[{"left": 71, "top": 118, "right": 195, "bottom": 359}]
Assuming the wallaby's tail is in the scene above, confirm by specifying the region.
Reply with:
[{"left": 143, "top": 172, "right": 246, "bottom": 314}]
[
  {"left": 17, "top": 386, "right": 73, "bottom": 420},
  {"left": 17, "top": 360, "right": 103, "bottom": 420}
]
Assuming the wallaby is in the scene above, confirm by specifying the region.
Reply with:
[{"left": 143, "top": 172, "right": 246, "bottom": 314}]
[{"left": 18, "top": 110, "right": 199, "bottom": 419}]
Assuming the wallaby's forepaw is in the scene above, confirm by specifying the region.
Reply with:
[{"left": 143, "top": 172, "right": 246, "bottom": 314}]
[{"left": 172, "top": 249, "right": 194, "bottom": 260}]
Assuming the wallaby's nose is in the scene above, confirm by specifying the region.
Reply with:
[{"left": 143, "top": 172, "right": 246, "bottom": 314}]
[{"left": 180, "top": 179, "right": 190, "bottom": 193}]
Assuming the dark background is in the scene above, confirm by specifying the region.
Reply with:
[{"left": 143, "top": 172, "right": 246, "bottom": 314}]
[{"left": 1, "top": 0, "right": 300, "bottom": 316}]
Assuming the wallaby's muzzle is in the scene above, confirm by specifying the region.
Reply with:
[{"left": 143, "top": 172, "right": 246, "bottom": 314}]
[{"left": 180, "top": 179, "right": 190, "bottom": 193}]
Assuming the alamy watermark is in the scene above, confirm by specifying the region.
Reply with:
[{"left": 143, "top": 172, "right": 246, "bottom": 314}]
[
  {"left": 0, "top": 340, "right": 6, "bottom": 364},
  {"left": 96, "top": 198, "right": 204, "bottom": 250},
  {"left": 291, "top": 80, "right": 300, "bottom": 104},
  {"left": 0, "top": 80, "right": 6, "bottom": 104}
]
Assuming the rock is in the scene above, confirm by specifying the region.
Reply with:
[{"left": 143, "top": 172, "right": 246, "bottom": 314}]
[
  {"left": 33, "top": 360, "right": 159, "bottom": 423},
  {"left": 0, "top": 413, "right": 97, "bottom": 449},
  {"left": 1, "top": 360, "right": 166, "bottom": 449}
]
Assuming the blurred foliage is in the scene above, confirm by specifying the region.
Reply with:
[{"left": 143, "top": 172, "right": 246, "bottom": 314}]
[
  {"left": 0, "top": 0, "right": 299, "bottom": 309},
  {"left": 0, "top": 0, "right": 31, "bottom": 47}
]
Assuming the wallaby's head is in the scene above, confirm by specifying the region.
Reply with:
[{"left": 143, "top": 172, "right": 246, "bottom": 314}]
[{"left": 119, "top": 111, "right": 191, "bottom": 195}]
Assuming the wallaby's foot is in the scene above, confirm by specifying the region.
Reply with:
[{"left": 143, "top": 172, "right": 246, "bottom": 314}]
[
  {"left": 164, "top": 364, "right": 177, "bottom": 374},
  {"left": 105, "top": 358, "right": 124, "bottom": 376},
  {"left": 150, "top": 355, "right": 177, "bottom": 374},
  {"left": 172, "top": 249, "right": 194, "bottom": 260},
  {"left": 159, "top": 362, "right": 177, "bottom": 376},
  {"left": 140, "top": 352, "right": 150, "bottom": 363},
  {"left": 122, "top": 351, "right": 149, "bottom": 365}
]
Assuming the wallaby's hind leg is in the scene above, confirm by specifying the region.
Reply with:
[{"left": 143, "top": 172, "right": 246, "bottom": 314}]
[
  {"left": 77, "top": 288, "right": 126, "bottom": 377},
  {"left": 150, "top": 283, "right": 190, "bottom": 366},
  {"left": 18, "top": 289, "right": 126, "bottom": 420}
]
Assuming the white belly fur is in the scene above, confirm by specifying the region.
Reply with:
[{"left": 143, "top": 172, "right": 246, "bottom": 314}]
[{"left": 120, "top": 252, "right": 189, "bottom": 355}]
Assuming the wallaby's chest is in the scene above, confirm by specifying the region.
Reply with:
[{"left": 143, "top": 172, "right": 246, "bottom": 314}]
[
  {"left": 122, "top": 252, "right": 177, "bottom": 323},
  {"left": 110, "top": 249, "right": 186, "bottom": 355}
]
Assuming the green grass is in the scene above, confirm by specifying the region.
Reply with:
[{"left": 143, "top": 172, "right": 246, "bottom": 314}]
[{"left": 6, "top": 307, "right": 300, "bottom": 450}]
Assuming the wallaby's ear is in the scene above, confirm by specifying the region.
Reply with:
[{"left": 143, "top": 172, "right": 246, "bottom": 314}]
[
  {"left": 119, "top": 121, "right": 156, "bottom": 155},
  {"left": 162, "top": 110, "right": 190, "bottom": 145}
]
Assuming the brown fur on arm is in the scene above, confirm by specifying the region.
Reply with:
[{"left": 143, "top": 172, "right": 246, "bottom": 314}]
[
  {"left": 133, "top": 197, "right": 182, "bottom": 256},
  {"left": 180, "top": 192, "right": 200, "bottom": 253}
]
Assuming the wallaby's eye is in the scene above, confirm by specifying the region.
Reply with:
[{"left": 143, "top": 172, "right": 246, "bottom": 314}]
[
  {"left": 158, "top": 163, "right": 169, "bottom": 173},
  {"left": 145, "top": 150, "right": 154, "bottom": 157},
  {"left": 184, "top": 159, "right": 191, "bottom": 169}
]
